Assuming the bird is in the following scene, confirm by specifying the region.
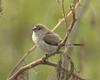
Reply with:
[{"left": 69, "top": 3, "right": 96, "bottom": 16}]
[{"left": 32, "top": 24, "right": 62, "bottom": 55}]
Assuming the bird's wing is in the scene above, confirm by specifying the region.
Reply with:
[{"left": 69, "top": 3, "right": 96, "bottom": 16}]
[{"left": 43, "top": 32, "right": 62, "bottom": 46}]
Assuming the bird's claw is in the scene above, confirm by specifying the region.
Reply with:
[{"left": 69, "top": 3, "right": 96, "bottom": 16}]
[{"left": 42, "top": 54, "right": 48, "bottom": 63}]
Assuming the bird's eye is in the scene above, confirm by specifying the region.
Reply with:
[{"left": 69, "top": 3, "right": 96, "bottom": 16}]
[{"left": 37, "top": 27, "right": 41, "bottom": 30}]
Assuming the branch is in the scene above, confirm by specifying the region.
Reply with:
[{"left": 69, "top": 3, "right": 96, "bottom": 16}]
[
  {"left": 8, "top": 54, "right": 85, "bottom": 80},
  {"left": 67, "top": 0, "right": 88, "bottom": 42},
  {"left": 56, "top": 0, "right": 86, "bottom": 80},
  {"left": 7, "top": 46, "right": 36, "bottom": 78},
  {"left": 8, "top": 41, "right": 83, "bottom": 80},
  {"left": 61, "top": 0, "right": 67, "bottom": 29},
  {"left": 57, "top": 1, "right": 77, "bottom": 51},
  {"left": 8, "top": 54, "right": 57, "bottom": 80},
  {"left": 57, "top": 0, "right": 88, "bottom": 80},
  {"left": 52, "top": 0, "right": 80, "bottom": 32}
]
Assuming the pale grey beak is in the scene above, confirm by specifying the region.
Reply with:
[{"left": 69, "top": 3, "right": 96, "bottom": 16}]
[{"left": 32, "top": 26, "right": 37, "bottom": 31}]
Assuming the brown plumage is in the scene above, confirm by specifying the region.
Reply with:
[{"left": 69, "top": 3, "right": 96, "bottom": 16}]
[
  {"left": 43, "top": 32, "right": 62, "bottom": 46},
  {"left": 32, "top": 24, "right": 62, "bottom": 54}
]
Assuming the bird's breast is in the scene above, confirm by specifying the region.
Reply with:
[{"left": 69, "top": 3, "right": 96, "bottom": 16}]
[{"left": 32, "top": 33, "right": 57, "bottom": 54}]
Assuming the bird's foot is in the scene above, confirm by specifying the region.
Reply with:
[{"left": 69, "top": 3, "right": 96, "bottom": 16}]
[{"left": 42, "top": 54, "right": 49, "bottom": 63}]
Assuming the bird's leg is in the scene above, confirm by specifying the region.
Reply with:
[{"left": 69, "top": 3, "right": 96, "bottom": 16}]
[{"left": 42, "top": 53, "right": 49, "bottom": 63}]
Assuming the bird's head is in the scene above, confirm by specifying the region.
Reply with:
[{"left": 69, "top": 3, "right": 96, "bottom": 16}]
[{"left": 32, "top": 24, "right": 50, "bottom": 36}]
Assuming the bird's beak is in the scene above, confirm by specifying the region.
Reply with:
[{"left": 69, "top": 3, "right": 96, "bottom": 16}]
[{"left": 32, "top": 26, "right": 37, "bottom": 31}]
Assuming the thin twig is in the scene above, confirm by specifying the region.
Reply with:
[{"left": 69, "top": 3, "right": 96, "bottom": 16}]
[
  {"left": 57, "top": 2, "right": 77, "bottom": 51},
  {"left": 59, "top": 0, "right": 88, "bottom": 80},
  {"left": 56, "top": 0, "right": 76, "bottom": 80},
  {"left": 52, "top": 0, "right": 80, "bottom": 32},
  {"left": 63, "top": 4, "right": 76, "bottom": 45},
  {"left": 61, "top": 0, "right": 67, "bottom": 29},
  {"left": 56, "top": 0, "right": 85, "bottom": 80},
  {"left": 7, "top": 54, "right": 56, "bottom": 80},
  {"left": 7, "top": 46, "right": 36, "bottom": 78}
]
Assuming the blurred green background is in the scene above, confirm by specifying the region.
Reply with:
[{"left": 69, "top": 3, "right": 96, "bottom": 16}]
[{"left": 0, "top": 0, "right": 100, "bottom": 80}]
